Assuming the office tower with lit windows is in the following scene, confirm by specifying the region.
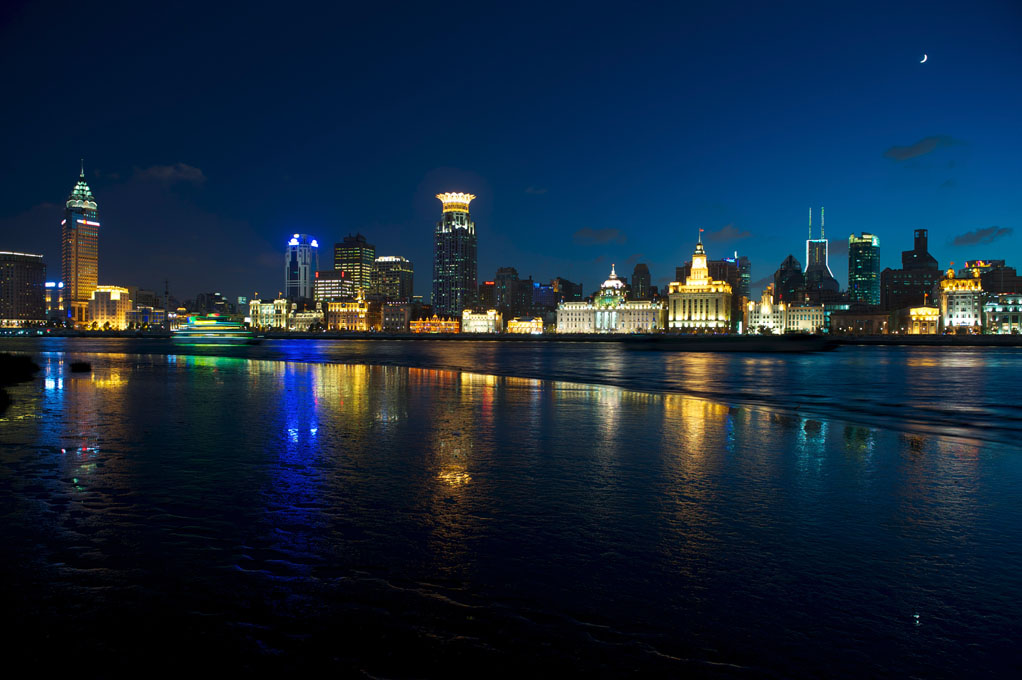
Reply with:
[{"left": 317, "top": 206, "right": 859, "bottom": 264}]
[
  {"left": 0, "top": 251, "right": 46, "bottom": 325},
  {"left": 62, "top": 164, "right": 100, "bottom": 324},
  {"left": 880, "top": 229, "right": 941, "bottom": 311},
  {"left": 848, "top": 233, "right": 880, "bottom": 306},
  {"left": 334, "top": 233, "right": 376, "bottom": 293},
  {"left": 432, "top": 192, "right": 477, "bottom": 316},
  {"left": 285, "top": 234, "right": 319, "bottom": 301},
  {"left": 372, "top": 255, "right": 414, "bottom": 301}
]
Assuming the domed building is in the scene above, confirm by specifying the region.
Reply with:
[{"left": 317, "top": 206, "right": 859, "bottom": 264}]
[{"left": 556, "top": 265, "right": 665, "bottom": 333}]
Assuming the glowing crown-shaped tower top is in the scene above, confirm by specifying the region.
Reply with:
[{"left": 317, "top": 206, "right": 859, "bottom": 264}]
[{"left": 436, "top": 192, "right": 476, "bottom": 213}]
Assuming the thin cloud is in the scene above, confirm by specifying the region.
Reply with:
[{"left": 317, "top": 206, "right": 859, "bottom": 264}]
[
  {"left": 939, "top": 178, "right": 956, "bottom": 190},
  {"left": 751, "top": 274, "right": 774, "bottom": 288},
  {"left": 525, "top": 186, "right": 548, "bottom": 195},
  {"left": 624, "top": 253, "right": 644, "bottom": 266},
  {"left": 573, "top": 227, "right": 626, "bottom": 245},
  {"left": 883, "top": 135, "right": 955, "bottom": 162},
  {"left": 951, "top": 226, "right": 1013, "bottom": 247},
  {"left": 704, "top": 223, "right": 751, "bottom": 243},
  {"left": 136, "top": 162, "right": 206, "bottom": 184}
]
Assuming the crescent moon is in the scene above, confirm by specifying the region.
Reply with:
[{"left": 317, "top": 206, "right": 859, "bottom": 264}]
[{"left": 921, "top": 54, "right": 928, "bottom": 63}]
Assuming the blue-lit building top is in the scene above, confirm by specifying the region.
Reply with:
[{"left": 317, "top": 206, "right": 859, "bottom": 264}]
[{"left": 285, "top": 233, "right": 319, "bottom": 301}]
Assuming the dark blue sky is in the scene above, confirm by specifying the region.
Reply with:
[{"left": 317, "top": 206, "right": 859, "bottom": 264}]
[{"left": 1, "top": 0, "right": 1019, "bottom": 300}]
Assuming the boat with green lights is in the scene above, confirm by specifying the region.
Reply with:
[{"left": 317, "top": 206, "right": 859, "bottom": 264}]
[{"left": 172, "top": 314, "right": 260, "bottom": 345}]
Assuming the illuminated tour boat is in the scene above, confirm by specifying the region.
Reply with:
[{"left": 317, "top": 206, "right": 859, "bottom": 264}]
[{"left": 172, "top": 314, "right": 260, "bottom": 345}]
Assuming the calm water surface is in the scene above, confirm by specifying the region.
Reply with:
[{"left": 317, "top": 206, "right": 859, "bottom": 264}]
[{"left": 0, "top": 339, "right": 1019, "bottom": 676}]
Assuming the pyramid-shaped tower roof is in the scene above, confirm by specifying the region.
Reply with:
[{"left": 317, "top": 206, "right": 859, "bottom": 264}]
[{"left": 66, "top": 163, "right": 97, "bottom": 211}]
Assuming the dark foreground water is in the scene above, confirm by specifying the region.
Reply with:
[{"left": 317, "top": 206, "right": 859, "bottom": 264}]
[{"left": 0, "top": 340, "right": 1020, "bottom": 676}]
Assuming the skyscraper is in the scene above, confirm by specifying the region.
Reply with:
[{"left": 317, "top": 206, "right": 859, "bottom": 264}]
[
  {"left": 372, "top": 256, "right": 414, "bottom": 301},
  {"left": 285, "top": 234, "right": 319, "bottom": 301},
  {"left": 803, "top": 207, "right": 840, "bottom": 302},
  {"left": 0, "top": 251, "right": 46, "bottom": 325},
  {"left": 848, "top": 233, "right": 880, "bottom": 306},
  {"left": 432, "top": 192, "right": 477, "bottom": 316},
  {"left": 62, "top": 163, "right": 99, "bottom": 324},
  {"left": 334, "top": 233, "right": 376, "bottom": 293},
  {"left": 631, "top": 263, "right": 651, "bottom": 300},
  {"left": 880, "top": 229, "right": 941, "bottom": 311}
]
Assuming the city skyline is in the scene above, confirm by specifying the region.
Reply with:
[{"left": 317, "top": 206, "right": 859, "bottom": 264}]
[{"left": 0, "top": 1, "right": 1018, "bottom": 301}]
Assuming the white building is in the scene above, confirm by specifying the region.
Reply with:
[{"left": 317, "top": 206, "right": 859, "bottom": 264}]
[
  {"left": 746, "top": 286, "right": 786, "bottom": 334},
  {"left": 939, "top": 268, "right": 983, "bottom": 331},
  {"left": 556, "top": 265, "right": 665, "bottom": 333},
  {"left": 249, "top": 298, "right": 289, "bottom": 329},
  {"left": 462, "top": 309, "right": 502, "bottom": 333},
  {"left": 785, "top": 305, "right": 826, "bottom": 333},
  {"left": 984, "top": 294, "right": 1022, "bottom": 334}
]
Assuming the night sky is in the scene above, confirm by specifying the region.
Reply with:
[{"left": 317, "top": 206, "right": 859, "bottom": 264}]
[{"left": 1, "top": 0, "right": 1019, "bottom": 301}]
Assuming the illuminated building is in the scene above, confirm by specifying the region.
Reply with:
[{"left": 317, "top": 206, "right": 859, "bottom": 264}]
[
  {"left": 746, "top": 286, "right": 786, "bottom": 334},
  {"left": 961, "top": 260, "right": 1022, "bottom": 294},
  {"left": 62, "top": 164, "right": 100, "bottom": 324},
  {"left": 532, "top": 281, "right": 555, "bottom": 310},
  {"left": 383, "top": 303, "right": 413, "bottom": 332},
  {"left": 894, "top": 306, "right": 939, "bottom": 334},
  {"left": 785, "top": 304, "right": 826, "bottom": 333},
  {"left": 285, "top": 233, "right": 319, "bottom": 301},
  {"left": 372, "top": 255, "right": 413, "bottom": 301},
  {"left": 461, "top": 309, "right": 502, "bottom": 333},
  {"left": 0, "top": 251, "right": 46, "bottom": 326},
  {"left": 507, "top": 317, "right": 544, "bottom": 334},
  {"left": 848, "top": 233, "right": 880, "bottom": 306},
  {"left": 88, "top": 285, "right": 132, "bottom": 329},
  {"left": 409, "top": 315, "right": 460, "bottom": 334},
  {"left": 557, "top": 265, "right": 665, "bottom": 333},
  {"left": 249, "top": 298, "right": 289, "bottom": 329},
  {"left": 334, "top": 233, "right": 375, "bottom": 293},
  {"left": 552, "top": 277, "right": 583, "bottom": 303},
  {"left": 880, "top": 229, "right": 940, "bottom": 311},
  {"left": 325, "top": 291, "right": 382, "bottom": 331},
  {"left": 631, "top": 263, "right": 651, "bottom": 300},
  {"left": 44, "top": 281, "right": 65, "bottom": 322},
  {"left": 314, "top": 269, "right": 354, "bottom": 301},
  {"left": 127, "top": 287, "right": 161, "bottom": 309},
  {"left": 939, "top": 268, "right": 983, "bottom": 332},
  {"left": 677, "top": 255, "right": 743, "bottom": 331},
  {"left": 983, "top": 294, "right": 1022, "bottom": 334},
  {"left": 289, "top": 304, "right": 324, "bottom": 332},
  {"left": 737, "top": 255, "right": 751, "bottom": 301},
  {"left": 667, "top": 235, "right": 732, "bottom": 331},
  {"left": 803, "top": 208, "right": 840, "bottom": 303},
  {"left": 432, "top": 192, "right": 477, "bottom": 317}
]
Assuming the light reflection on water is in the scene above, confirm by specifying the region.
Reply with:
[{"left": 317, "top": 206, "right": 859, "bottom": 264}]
[{"left": 0, "top": 351, "right": 1018, "bottom": 676}]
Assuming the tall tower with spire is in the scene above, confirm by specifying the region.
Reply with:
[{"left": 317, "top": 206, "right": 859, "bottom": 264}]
[
  {"left": 432, "top": 192, "right": 478, "bottom": 317},
  {"left": 62, "top": 161, "right": 100, "bottom": 324},
  {"left": 804, "top": 206, "right": 839, "bottom": 301}
]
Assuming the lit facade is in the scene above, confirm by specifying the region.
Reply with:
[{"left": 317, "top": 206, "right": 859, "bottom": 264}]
[
  {"left": 249, "top": 299, "right": 289, "bottom": 329},
  {"left": 507, "top": 317, "right": 544, "bottom": 334},
  {"left": 667, "top": 237, "right": 732, "bottom": 331},
  {"left": 383, "top": 303, "right": 413, "bottom": 332},
  {"left": 461, "top": 309, "right": 502, "bottom": 333},
  {"left": 325, "top": 293, "right": 382, "bottom": 331},
  {"left": 126, "top": 306, "right": 167, "bottom": 328},
  {"left": 334, "top": 233, "right": 375, "bottom": 293},
  {"left": 557, "top": 265, "right": 666, "bottom": 333},
  {"left": 895, "top": 306, "right": 939, "bottom": 335},
  {"left": 848, "top": 233, "right": 880, "bottom": 306},
  {"left": 432, "top": 192, "right": 477, "bottom": 317},
  {"left": 0, "top": 251, "right": 46, "bottom": 326},
  {"left": 62, "top": 166, "right": 100, "bottom": 324},
  {"left": 746, "top": 286, "right": 786, "bottom": 334},
  {"left": 289, "top": 306, "right": 324, "bottom": 332},
  {"left": 285, "top": 233, "right": 319, "bottom": 301},
  {"left": 314, "top": 269, "right": 354, "bottom": 301},
  {"left": 786, "top": 305, "right": 826, "bottom": 333},
  {"left": 372, "top": 255, "right": 414, "bottom": 301},
  {"left": 983, "top": 294, "right": 1022, "bottom": 334},
  {"left": 410, "top": 315, "right": 460, "bottom": 334},
  {"left": 45, "top": 281, "right": 65, "bottom": 322},
  {"left": 88, "top": 285, "right": 132, "bottom": 330},
  {"left": 939, "top": 268, "right": 983, "bottom": 331}
]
